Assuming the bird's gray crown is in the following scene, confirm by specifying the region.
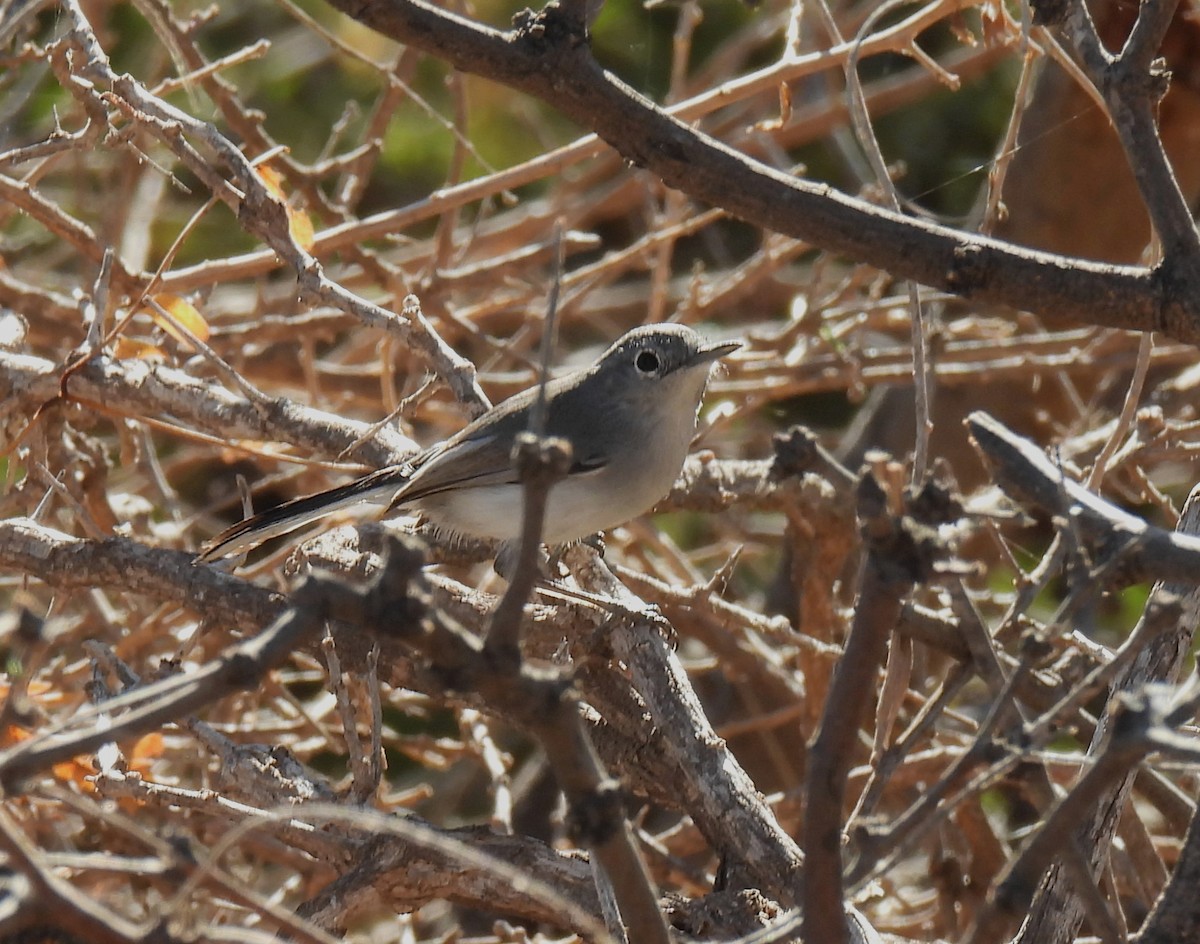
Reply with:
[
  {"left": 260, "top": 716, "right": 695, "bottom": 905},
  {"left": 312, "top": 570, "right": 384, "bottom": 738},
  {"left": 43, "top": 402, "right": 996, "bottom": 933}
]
[{"left": 596, "top": 323, "right": 730, "bottom": 380}]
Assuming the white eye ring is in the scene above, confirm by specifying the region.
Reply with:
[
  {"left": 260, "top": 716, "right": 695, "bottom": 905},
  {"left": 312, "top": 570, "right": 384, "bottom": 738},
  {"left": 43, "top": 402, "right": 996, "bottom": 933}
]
[{"left": 635, "top": 349, "right": 660, "bottom": 374}]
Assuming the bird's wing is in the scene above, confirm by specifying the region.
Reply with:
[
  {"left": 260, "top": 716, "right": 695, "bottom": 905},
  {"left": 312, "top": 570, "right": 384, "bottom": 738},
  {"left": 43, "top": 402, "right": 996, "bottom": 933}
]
[
  {"left": 389, "top": 437, "right": 520, "bottom": 505},
  {"left": 197, "top": 465, "right": 408, "bottom": 561},
  {"left": 392, "top": 434, "right": 608, "bottom": 507}
]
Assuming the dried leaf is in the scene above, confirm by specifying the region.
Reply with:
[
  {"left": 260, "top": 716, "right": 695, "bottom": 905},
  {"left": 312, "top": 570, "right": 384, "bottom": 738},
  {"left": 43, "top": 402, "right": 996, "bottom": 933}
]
[
  {"left": 143, "top": 293, "right": 210, "bottom": 345},
  {"left": 113, "top": 337, "right": 167, "bottom": 361}
]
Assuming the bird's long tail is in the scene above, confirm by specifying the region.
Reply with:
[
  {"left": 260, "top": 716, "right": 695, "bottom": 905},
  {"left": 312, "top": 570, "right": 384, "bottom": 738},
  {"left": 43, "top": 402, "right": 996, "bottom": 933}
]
[{"left": 196, "top": 466, "right": 407, "bottom": 562}]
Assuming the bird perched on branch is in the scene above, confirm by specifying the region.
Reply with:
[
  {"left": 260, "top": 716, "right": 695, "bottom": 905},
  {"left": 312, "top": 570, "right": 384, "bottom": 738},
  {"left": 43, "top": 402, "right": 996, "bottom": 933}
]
[{"left": 198, "top": 323, "right": 739, "bottom": 562}]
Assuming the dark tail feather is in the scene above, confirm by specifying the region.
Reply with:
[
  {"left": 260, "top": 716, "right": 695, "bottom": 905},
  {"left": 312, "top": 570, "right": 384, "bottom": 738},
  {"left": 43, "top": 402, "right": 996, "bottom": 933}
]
[{"left": 196, "top": 466, "right": 407, "bottom": 562}]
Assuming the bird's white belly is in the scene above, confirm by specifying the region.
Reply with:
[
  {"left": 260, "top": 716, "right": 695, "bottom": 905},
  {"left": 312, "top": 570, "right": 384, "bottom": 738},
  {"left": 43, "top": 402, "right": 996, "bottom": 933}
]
[{"left": 413, "top": 460, "right": 678, "bottom": 544}]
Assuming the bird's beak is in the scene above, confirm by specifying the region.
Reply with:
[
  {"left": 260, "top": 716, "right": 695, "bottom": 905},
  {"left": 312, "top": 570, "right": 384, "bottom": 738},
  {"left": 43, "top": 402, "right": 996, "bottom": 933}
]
[{"left": 689, "top": 339, "right": 741, "bottom": 366}]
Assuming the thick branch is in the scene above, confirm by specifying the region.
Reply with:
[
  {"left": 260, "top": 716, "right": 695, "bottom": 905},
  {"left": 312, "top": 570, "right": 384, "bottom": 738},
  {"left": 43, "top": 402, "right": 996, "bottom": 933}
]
[
  {"left": 967, "top": 411, "right": 1200, "bottom": 586},
  {"left": 325, "top": 0, "right": 1200, "bottom": 340}
]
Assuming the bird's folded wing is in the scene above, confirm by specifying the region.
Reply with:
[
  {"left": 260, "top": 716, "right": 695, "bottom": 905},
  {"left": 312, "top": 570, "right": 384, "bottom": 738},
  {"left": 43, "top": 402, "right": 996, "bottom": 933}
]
[
  {"left": 391, "top": 437, "right": 610, "bottom": 507},
  {"left": 196, "top": 465, "right": 409, "bottom": 561}
]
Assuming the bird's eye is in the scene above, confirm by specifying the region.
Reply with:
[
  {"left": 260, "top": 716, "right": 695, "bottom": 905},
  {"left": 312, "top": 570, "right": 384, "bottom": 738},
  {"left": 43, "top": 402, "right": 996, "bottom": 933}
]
[{"left": 635, "top": 350, "right": 660, "bottom": 374}]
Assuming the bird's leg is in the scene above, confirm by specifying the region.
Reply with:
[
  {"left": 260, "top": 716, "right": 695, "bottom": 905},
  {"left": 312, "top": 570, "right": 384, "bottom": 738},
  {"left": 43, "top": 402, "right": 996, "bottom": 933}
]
[
  {"left": 581, "top": 532, "right": 606, "bottom": 556},
  {"left": 493, "top": 540, "right": 552, "bottom": 582}
]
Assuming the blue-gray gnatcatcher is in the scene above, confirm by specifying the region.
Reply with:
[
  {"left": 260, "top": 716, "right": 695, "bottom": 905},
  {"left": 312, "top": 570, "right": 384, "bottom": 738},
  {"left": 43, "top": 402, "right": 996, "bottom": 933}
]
[{"left": 198, "top": 323, "right": 739, "bottom": 561}]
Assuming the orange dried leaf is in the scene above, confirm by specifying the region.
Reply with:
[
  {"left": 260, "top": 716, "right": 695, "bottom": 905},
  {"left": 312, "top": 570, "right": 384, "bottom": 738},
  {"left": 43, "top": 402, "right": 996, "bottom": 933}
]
[
  {"left": 144, "top": 293, "right": 210, "bottom": 345},
  {"left": 255, "top": 165, "right": 314, "bottom": 250},
  {"left": 54, "top": 756, "right": 96, "bottom": 790},
  {"left": 129, "top": 731, "right": 164, "bottom": 765},
  {"left": 4, "top": 725, "right": 94, "bottom": 788},
  {"left": 288, "top": 206, "right": 315, "bottom": 250},
  {"left": 113, "top": 337, "right": 167, "bottom": 361},
  {"left": 257, "top": 164, "right": 287, "bottom": 199}
]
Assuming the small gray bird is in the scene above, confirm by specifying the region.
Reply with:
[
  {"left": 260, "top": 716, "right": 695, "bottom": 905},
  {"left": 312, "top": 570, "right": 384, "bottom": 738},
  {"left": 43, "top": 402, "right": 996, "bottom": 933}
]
[{"left": 197, "top": 323, "right": 739, "bottom": 561}]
